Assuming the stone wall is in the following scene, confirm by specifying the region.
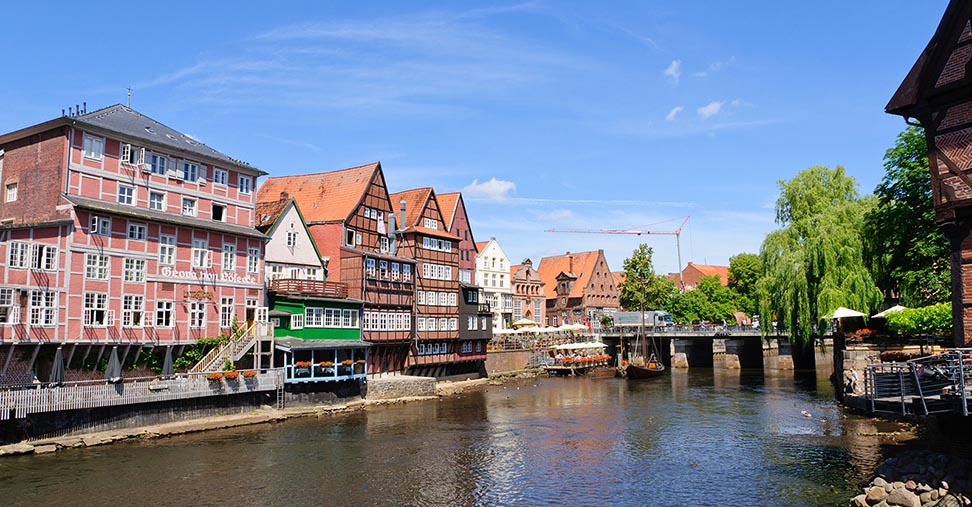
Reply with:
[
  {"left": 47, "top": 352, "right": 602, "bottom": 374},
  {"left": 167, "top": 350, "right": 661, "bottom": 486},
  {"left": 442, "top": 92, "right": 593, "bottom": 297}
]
[
  {"left": 364, "top": 375, "right": 436, "bottom": 400},
  {"left": 485, "top": 349, "right": 533, "bottom": 374}
]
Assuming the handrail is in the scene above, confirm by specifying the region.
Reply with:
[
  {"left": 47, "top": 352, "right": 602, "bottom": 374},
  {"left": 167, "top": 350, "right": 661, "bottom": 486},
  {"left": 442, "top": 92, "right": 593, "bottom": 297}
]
[{"left": 189, "top": 321, "right": 257, "bottom": 374}]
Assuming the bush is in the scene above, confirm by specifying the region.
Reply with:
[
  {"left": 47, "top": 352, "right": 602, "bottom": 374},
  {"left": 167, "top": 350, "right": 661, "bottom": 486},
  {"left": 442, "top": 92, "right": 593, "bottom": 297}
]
[{"left": 885, "top": 303, "right": 952, "bottom": 336}]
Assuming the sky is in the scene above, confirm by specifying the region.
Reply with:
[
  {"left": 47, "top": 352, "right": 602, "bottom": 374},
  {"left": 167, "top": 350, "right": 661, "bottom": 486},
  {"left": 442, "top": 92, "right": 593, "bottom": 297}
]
[{"left": 0, "top": 1, "right": 951, "bottom": 276}]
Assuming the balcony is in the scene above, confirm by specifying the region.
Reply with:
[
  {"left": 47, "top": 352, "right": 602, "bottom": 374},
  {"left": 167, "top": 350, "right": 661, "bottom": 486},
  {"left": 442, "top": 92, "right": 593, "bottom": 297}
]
[{"left": 269, "top": 279, "right": 349, "bottom": 298}]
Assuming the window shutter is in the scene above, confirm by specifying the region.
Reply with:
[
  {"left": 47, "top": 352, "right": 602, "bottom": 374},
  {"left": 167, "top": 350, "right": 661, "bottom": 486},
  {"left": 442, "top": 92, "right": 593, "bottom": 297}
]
[
  {"left": 256, "top": 307, "right": 268, "bottom": 323},
  {"left": 198, "top": 165, "right": 207, "bottom": 185},
  {"left": 121, "top": 143, "right": 131, "bottom": 164}
]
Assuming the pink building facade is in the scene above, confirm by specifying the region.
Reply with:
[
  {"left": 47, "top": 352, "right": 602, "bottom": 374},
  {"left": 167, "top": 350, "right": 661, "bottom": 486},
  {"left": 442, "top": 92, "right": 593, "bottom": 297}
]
[{"left": 0, "top": 105, "right": 266, "bottom": 347}]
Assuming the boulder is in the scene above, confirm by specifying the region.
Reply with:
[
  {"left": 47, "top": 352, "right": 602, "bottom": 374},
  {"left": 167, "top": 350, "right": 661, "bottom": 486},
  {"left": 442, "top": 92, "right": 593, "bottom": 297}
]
[
  {"left": 33, "top": 444, "right": 57, "bottom": 455},
  {"left": 868, "top": 486, "right": 889, "bottom": 504},
  {"left": 886, "top": 488, "right": 920, "bottom": 507}
]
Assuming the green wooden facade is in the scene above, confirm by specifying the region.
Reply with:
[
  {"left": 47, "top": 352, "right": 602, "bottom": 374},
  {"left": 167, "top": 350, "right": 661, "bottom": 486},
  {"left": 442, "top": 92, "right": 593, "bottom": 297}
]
[{"left": 272, "top": 297, "right": 363, "bottom": 341}]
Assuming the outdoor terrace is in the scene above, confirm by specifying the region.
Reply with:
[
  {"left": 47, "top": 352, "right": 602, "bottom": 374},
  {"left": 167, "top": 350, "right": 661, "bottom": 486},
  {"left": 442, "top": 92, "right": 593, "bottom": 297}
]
[{"left": 269, "top": 279, "right": 349, "bottom": 298}]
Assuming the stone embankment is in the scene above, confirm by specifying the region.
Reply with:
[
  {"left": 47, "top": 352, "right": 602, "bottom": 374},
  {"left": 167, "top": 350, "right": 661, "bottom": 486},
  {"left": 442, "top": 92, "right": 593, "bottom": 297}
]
[
  {"left": 851, "top": 451, "right": 972, "bottom": 507},
  {"left": 0, "top": 371, "right": 541, "bottom": 457}
]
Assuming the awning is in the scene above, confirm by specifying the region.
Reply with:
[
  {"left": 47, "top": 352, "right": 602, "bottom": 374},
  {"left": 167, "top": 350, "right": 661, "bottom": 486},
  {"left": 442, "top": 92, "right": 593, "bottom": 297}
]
[
  {"left": 268, "top": 309, "right": 293, "bottom": 317},
  {"left": 551, "top": 342, "right": 607, "bottom": 351},
  {"left": 872, "top": 305, "right": 906, "bottom": 318},
  {"left": 275, "top": 337, "right": 372, "bottom": 352}
]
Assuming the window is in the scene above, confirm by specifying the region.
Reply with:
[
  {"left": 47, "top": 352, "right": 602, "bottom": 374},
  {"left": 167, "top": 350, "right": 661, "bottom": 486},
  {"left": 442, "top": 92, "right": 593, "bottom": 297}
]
[
  {"left": 306, "top": 307, "right": 324, "bottom": 327},
  {"left": 345, "top": 229, "right": 355, "bottom": 247},
  {"left": 247, "top": 248, "right": 260, "bottom": 273},
  {"left": 85, "top": 254, "right": 110, "bottom": 279},
  {"left": 379, "top": 260, "right": 388, "bottom": 279},
  {"left": 212, "top": 203, "right": 226, "bottom": 222},
  {"left": 416, "top": 291, "right": 426, "bottom": 305},
  {"left": 122, "top": 295, "right": 144, "bottom": 327},
  {"left": 182, "top": 198, "right": 197, "bottom": 216},
  {"left": 123, "top": 258, "right": 145, "bottom": 283},
  {"left": 121, "top": 143, "right": 144, "bottom": 165},
  {"left": 391, "top": 262, "right": 400, "bottom": 281},
  {"left": 423, "top": 217, "right": 438, "bottom": 230},
  {"left": 155, "top": 301, "right": 173, "bottom": 327},
  {"left": 90, "top": 216, "right": 111, "bottom": 236},
  {"left": 150, "top": 154, "right": 167, "bottom": 175},
  {"left": 220, "top": 297, "right": 234, "bottom": 328},
  {"left": 30, "top": 290, "right": 57, "bottom": 326},
  {"left": 366, "top": 258, "right": 376, "bottom": 277},
  {"left": 127, "top": 222, "right": 147, "bottom": 240},
  {"left": 534, "top": 300, "right": 542, "bottom": 317},
  {"left": 222, "top": 243, "right": 236, "bottom": 271},
  {"left": 287, "top": 231, "right": 298, "bottom": 248},
  {"left": 212, "top": 168, "right": 228, "bottom": 185},
  {"left": 159, "top": 235, "right": 175, "bottom": 265},
  {"left": 117, "top": 185, "right": 134, "bottom": 205},
  {"left": 403, "top": 264, "right": 412, "bottom": 282},
  {"left": 380, "top": 236, "right": 389, "bottom": 253},
  {"left": 192, "top": 239, "right": 209, "bottom": 268},
  {"left": 7, "top": 242, "right": 29, "bottom": 269},
  {"left": 343, "top": 309, "right": 358, "bottom": 328},
  {"left": 149, "top": 191, "right": 165, "bottom": 211},
  {"left": 418, "top": 318, "right": 428, "bottom": 331},
  {"left": 189, "top": 302, "right": 206, "bottom": 328},
  {"left": 182, "top": 162, "right": 198, "bottom": 182},
  {"left": 83, "top": 292, "right": 108, "bottom": 326},
  {"left": 82, "top": 134, "right": 104, "bottom": 160},
  {"left": 290, "top": 313, "right": 304, "bottom": 330},
  {"left": 5, "top": 183, "right": 16, "bottom": 202},
  {"left": 513, "top": 303, "right": 522, "bottom": 321},
  {"left": 450, "top": 318, "right": 458, "bottom": 331},
  {"left": 239, "top": 176, "right": 252, "bottom": 194},
  {"left": 0, "top": 288, "right": 17, "bottom": 325}
]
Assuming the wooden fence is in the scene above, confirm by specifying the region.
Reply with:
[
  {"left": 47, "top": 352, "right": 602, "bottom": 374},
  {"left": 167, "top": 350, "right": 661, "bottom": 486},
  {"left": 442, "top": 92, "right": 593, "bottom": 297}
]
[{"left": 0, "top": 369, "right": 284, "bottom": 421}]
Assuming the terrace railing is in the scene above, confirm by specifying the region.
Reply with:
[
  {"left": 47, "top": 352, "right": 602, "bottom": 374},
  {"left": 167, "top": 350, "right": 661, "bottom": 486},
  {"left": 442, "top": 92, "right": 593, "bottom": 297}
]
[{"left": 269, "top": 279, "right": 349, "bottom": 298}]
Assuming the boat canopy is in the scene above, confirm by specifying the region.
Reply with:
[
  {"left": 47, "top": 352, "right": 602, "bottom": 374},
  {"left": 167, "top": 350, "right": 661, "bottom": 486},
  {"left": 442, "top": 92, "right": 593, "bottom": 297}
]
[{"left": 551, "top": 342, "right": 607, "bottom": 351}]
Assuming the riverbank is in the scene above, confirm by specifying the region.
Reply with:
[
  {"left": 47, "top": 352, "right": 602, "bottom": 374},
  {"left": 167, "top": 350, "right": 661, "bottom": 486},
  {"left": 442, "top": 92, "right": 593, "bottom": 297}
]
[{"left": 0, "top": 370, "right": 541, "bottom": 457}]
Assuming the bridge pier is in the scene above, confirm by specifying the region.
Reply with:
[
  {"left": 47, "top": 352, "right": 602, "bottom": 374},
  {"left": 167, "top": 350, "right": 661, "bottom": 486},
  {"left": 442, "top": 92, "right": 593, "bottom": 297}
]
[
  {"left": 724, "top": 337, "right": 763, "bottom": 369},
  {"left": 777, "top": 339, "right": 794, "bottom": 370},
  {"left": 672, "top": 338, "right": 713, "bottom": 368}
]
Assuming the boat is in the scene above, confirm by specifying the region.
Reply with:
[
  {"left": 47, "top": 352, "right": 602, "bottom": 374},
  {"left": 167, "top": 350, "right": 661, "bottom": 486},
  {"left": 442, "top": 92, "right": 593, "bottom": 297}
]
[
  {"left": 588, "top": 365, "right": 618, "bottom": 378},
  {"left": 542, "top": 341, "right": 612, "bottom": 376},
  {"left": 620, "top": 309, "right": 666, "bottom": 379}
]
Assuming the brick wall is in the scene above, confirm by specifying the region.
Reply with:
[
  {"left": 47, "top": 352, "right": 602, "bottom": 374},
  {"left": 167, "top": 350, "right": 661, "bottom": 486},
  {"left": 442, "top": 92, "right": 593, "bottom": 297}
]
[{"left": 0, "top": 127, "right": 67, "bottom": 224}]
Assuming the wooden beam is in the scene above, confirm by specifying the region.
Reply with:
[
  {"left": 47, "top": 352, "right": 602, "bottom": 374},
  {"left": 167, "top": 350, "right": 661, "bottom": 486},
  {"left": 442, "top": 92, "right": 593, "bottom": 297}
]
[
  {"left": 27, "top": 344, "right": 40, "bottom": 372},
  {"left": 65, "top": 343, "right": 77, "bottom": 369},
  {"left": 933, "top": 149, "right": 972, "bottom": 198},
  {"left": 94, "top": 345, "right": 105, "bottom": 370},
  {"left": 120, "top": 344, "right": 132, "bottom": 367},
  {"left": 1, "top": 345, "right": 14, "bottom": 376},
  {"left": 80, "top": 344, "right": 92, "bottom": 367}
]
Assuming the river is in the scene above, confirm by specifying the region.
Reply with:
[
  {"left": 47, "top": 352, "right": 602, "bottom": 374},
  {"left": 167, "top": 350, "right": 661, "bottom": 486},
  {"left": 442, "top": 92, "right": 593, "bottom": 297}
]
[{"left": 0, "top": 367, "right": 918, "bottom": 507}]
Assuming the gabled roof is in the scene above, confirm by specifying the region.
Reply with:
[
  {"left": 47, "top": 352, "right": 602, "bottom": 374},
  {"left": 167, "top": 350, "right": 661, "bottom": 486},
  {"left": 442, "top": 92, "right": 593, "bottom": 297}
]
[
  {"left": 684, "top": 262, "right": 729, "bottom": 286},
  {"left": 536, "top": 250, "right": 604, "bottom": 299},
  {"left": 437, "top": 192, "right": 461, "bottom": 230},
  {"left": 0, "top": 104, "right": 265, "bottom": 174},
  {"left": 887, "top": 0, "right": 968, "bottom": 117},
  {"left": 256, "top": 162, "right": 382, "bottom": 224},
  {"left": 255, "top": 198, "right": 291, "bottom": 233},
  {"left": 475, "top": 241, "right": 488, "bottom": 253},
  {"left": 389, "top": 187, "right": 433, "bottom": 228}
]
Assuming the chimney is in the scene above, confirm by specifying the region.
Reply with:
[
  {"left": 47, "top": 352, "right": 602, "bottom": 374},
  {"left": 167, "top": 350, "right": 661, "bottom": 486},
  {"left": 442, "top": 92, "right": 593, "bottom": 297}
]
[
  {"left": 568, "top": 254, "right": 574, "bottom": 274},
  {"left": 280, "top": 190, "right": 289, "bottom": 202},
  {"left": 388, "top": 213, "right": 398, "bottom": 255},
  {"left": 400, "top": 199, "right": 407, "bottom": 224}
]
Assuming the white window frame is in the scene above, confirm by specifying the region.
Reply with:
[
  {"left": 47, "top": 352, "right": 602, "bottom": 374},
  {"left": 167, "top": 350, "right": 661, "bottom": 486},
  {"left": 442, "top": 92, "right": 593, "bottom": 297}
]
[
  {"left": 220, "top": 297, "right": 234, "bottom": 328},
  {"left": 83, "top": 292, "right": 109, "bottom": 327},
  {"left": 29, "top": 290, "right": 57, "bottom": 326},
  {"left": 222, "top": 243, "right": 236, "bottom": 271},
  {"left": 149, "top": 191, "right": 166, "bottom": 211},
  {"left": 7, "top": 242, "right": 29, "bottom": 269},
  {"left": 159, "top": 235, "right": 176, "bottom": 265},
  {"left": 85, "top": 253, "right": 110, "bottom": 280},
  {"left": 212, "top": 168, "right": 228, "bottom": 185},
  {"left": 239, "top": 175, "right": 252, "bottom": 194},
  {"left": 290, "top": 313, "right": 304, "bottom": 330},
  {"left": 247, "top": 247, "right": 260, "bottom": 273},
  {"left": 286, "top": 231, "right": 298, "bottom": 248},
  {"left": 189, "top": 301, "right": 206, "bottom": 328},
  {"left": 5, "top": 182, "right": 16, "bottom": 203},
  {"left": 82, "top": 134, "right": 104, "bottom": 160},
  {"left": 306, "top": 307, "right": 324, "bottom": 327},
  {"left": 90, "top": 216, "right": 111, "bottom": 236},
  {"left": 122, "top": 295, "right": 144, "bottom": 328},
  {"left": 123, "top": 258, "right": 145, "bottom": 283},
  {"left": 127, "top": 222, "right": 147, "bottom": 241},
  {"left": 366, "top": 258, "right": 376, "bottom": 278},
  {"left": 118, "top": 185, "right": 135, "bottom": 205},
  {"left": 192, "top": 239, "right": 209, "bottom": 268},
  {"left": 155, "top": 300, "right": 174, "bottom": 327},
  {"left": 182, "top": 197, "right": 197, "bottom": 217}
]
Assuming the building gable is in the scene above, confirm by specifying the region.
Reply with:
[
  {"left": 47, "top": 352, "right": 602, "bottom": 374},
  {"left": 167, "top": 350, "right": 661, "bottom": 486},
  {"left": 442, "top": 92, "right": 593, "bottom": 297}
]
[{"left": 263, "top": 201, "right": 324, "bottom": 270}]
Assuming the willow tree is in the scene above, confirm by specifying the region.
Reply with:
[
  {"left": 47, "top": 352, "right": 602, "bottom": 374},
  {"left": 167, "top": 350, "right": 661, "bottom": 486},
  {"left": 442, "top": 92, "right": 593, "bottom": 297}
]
[{"left": 757, "top": 165, "right": 883, "bottom": 345}]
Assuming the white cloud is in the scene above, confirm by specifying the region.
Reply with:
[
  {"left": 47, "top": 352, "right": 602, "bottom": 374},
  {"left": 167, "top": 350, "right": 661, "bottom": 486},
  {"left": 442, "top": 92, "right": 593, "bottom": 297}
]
[
  {"left": 663, "top": 60, "right": 681, "bottom": 83},
  {"left": 697, "top": 101, "right": 724, "bottom": 119},
  {"left": 665, "top": 106, "right": 684, "bottom": 121},
  {"left": 692, "top": 57, "right": 735, "bottom": 77},
  {"left": 462, "top": 178, "right": 517, "bottom": 202},
  {"left": 537, "top": 209, "right": 575, "bottom": 221}
]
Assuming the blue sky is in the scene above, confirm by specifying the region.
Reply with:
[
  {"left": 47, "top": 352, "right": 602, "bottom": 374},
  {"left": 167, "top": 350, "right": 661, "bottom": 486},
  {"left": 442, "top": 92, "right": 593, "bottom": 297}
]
[{"left": 0, "top": 1, "right": 950, "bottom": 276}]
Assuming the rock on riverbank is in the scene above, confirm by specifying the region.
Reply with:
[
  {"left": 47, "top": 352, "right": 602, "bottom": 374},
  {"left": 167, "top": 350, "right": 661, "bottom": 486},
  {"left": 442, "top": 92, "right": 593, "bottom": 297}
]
[{"left": 851, "top": 450, "right": 972, "bottom": 507}]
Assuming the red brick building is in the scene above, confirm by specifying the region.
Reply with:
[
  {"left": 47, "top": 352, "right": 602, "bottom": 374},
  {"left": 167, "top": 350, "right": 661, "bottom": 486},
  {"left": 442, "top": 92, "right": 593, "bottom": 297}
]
[
  {"left": 256, "top": 163, "right": 415, "bottom": 373},
  {"left": 887, "top": 0, "right": 972, "bottom": 345},
  {"left": 537, "top": 249, "right": 619, "bottom": 331},
  {"left": 437, "top": 192, "right": 477, "bottom": 285},
  {"left": 668, "top": 262, "right": 729, "bottom": 291},
  {"left": 0, "top": 105, "right": 267, "bottom": 382},
  {"left": 510, "top": 258, "right": 545, "bottom": 324}
]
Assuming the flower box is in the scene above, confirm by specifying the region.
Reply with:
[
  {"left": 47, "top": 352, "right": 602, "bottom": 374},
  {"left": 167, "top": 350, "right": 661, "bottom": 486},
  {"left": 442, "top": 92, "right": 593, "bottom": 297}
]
[
  {"left": 242, "top": 370, "right": 258, "bottom": 378},
  {"left": 206, "top": 372, "right": 224, "bottom": 381},
  {"left": 223, "top": 371, "right": 240, "bottom": 380}
]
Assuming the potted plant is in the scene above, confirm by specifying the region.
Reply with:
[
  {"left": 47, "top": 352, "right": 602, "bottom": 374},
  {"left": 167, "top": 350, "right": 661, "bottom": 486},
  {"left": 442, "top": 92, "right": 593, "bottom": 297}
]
[
  {"left": 223, "top": 370, "right": 240, "bottom": 380},
  {"left": 354, "top": 359, "right": 365, "bottom": 374},
  {"left": 294, "top": 361, "right": 313, "bottom": 377},
  {"left": 206, "top": 372, "right": 224, "bottom": 382},
  {"left": 242, "top": 370, "right": 258, "bottom": 378},
  {"left": 338, "top": 359, "right": 353, "bottom": 375}
]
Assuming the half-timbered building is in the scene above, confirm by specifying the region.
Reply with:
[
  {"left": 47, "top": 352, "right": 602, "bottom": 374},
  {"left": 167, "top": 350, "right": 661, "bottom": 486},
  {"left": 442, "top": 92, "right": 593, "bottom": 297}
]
[
  {"left": 437, "top": 192, "right": 477, "bottom": 285},
  {"left": 887, "top": 0, "right": 972, "bottom": 346},
  {"left": 537, "top": 250, "right": 619, "bottom": 332},
  {"left": 256, "top": 163, "right": 414, "bottom": 374}
]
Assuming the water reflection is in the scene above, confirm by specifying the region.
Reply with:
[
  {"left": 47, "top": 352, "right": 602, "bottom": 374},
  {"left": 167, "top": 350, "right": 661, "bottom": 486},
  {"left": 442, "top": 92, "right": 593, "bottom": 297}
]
[{"left": 0, "top": 368, "right": 918, "bottom": 507}]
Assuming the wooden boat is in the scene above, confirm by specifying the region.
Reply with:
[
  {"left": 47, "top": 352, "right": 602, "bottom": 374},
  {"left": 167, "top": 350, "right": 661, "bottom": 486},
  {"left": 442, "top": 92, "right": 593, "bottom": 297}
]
[
  {"left": 542, "top": 341, "right": 612, "bottom": 376},
  {"left": 624, "top": 355, "right": 665, "bottom": 379},
  {"left": 588, "top": 365, "right": 618, "bottom": 378},
  {"left": 620, "top": 308, "right": 667, "bottom": 380}
]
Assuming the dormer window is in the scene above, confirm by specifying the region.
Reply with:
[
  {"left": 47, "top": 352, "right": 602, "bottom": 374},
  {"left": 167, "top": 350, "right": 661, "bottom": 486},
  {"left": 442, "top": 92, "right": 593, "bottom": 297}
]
[{"left": 423, "top": 218, "right": 438, "bottom": 230}]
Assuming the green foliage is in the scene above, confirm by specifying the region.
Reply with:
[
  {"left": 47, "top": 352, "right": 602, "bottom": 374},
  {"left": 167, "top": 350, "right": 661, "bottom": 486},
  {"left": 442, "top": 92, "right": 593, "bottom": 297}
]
[
  {"left": 758, "top": 165, "right": 883, "bottom": 345},
  {"left": 863, "top": 126, "right": 950, "bottom": 307},
  {"left": 884, "top": 303, "right": 952, "bottom": 335},
  {"left": 222, "top": 359, "right": 235, "bottom": 372},
  {"left": 669, "top": 275, "right": 737, "bottom": 323},
  {"left": 728, "top": 253, "right": 760, "bottom": 316},
  {"left": 601, "top": 315, "right": 614, "bottom": 329},
  {"left": 619, "top": 244, "right": 679, "bottom": 311},
  {"left": 172, "top": 335, "right": 231, "bottom": 370}
]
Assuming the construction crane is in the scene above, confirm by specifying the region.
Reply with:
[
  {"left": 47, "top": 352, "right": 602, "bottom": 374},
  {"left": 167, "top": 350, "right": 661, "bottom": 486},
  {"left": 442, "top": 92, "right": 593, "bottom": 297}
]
[{"left": 545, "top": 215, "right": 690, "bottom": 289}]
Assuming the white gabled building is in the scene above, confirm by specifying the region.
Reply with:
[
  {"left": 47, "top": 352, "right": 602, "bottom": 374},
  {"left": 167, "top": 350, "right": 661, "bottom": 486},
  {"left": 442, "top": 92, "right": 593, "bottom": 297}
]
[
  {"left": 256, "top": 192, "right": 326, "bottom": 283},
  {"left": 475, "top": 237, "right": 513, "bottom": 329}
]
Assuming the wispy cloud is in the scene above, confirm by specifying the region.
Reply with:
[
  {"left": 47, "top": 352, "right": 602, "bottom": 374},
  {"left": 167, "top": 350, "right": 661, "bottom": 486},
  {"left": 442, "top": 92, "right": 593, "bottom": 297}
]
[
  {"left": 665, "top": 106, "right": 684, "bottom": 121},
  {"left": 469, "top": 196, "right": 693, "bottom": 207},
  {"left": 663, "top": 60, "right": 681, "bottom": 84},
  {"left": 693, "top": 57, "right": 735, "bottom": 77},
  {"left": 697, "top": 101, "right": 724, "bottom": 119},
  {"left": 254, "top": 133, "right": 323, "bottom": 152},
  {"left": 537, "top": 209, "right": 575, "bottom": 221},
  {"left": 463, "top": 178, "right": 517, "bottom": 202}
]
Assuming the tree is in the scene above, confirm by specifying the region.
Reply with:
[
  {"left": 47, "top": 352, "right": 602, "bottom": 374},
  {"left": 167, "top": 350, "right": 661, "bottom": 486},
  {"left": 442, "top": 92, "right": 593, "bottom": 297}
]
[
  {"left": 670, "top": 275, "right": 737, "bottom": 324},
  {"left": 758, "top": 165, "right": 883, "bottom": 345},
  {"left": 863, "top": 126, "right": 950, "bottom": 307},
  {"left": 619, "top": 244, "right": 678, "bottom": 312},
  {"left": 728, "top": 253, "right": 760, "bottom": 316}
]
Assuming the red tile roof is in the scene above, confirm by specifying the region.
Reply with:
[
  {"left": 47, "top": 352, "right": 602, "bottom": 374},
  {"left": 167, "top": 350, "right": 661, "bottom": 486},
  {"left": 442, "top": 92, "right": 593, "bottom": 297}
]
[
  {"left": 254, "top": 198, "right": 291, "bottom": 232},
  {"left": 612, "top": 271, "right": 626, "bottom": 288},
  {"left": 437, "top": 192, "right": 460, "bottom": 230},
  {"left": 402, "top": 226, "right": 460, "bottom": 241},
  {"left": 256, "top": 162, "right": 381, "bottom": 223},
  {"left": 537, "top": 250, "right": 603, "bottom": 299},
  {"left": 682, "top": 262, "right": 729, "bottom": 288},
  {"left": 475, "top": 241, "right": 488, "bottom": 254},
  {"left": 389, "top": 187, "right": 433, "bottom": 228}
]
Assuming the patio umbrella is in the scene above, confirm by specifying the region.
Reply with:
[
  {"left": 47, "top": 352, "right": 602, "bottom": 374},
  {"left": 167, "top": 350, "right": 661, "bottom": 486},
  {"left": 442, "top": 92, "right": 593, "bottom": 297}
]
[
  {"left": 829, "top": 307, "right": 866, "bottom": 319},
  {"left": 872, "top": 305, "right": 906, "bottom": 318},
  {"left": 49, "top": 346, "right": 65, "bottom": 386},
  {"left": 511, "top": 318, "right": 539, "bottom": 329},
  {"left": 161, "top": 346, "right": 174, "bottom": 378},
  {"left": 105, "top": 346, "right": 122, "bottom": 383}
]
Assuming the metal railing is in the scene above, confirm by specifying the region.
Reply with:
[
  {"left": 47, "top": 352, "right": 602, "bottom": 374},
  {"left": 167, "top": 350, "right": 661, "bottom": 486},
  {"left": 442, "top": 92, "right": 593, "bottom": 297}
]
[
  {"left": 189, "top": 322, "right": 257, "bottom": 374},
  {"left": 862, "top": 349, "right": 972, "bottom": 417},
  {"left": 0, "top": 369, "right": 284, "bottom": 421}
]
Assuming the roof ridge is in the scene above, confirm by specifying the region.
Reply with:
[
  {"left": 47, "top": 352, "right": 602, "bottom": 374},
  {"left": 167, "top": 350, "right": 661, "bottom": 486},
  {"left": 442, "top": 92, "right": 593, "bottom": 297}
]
[{"left": 266, "top": 162, "right": 380, "bottom": 181}]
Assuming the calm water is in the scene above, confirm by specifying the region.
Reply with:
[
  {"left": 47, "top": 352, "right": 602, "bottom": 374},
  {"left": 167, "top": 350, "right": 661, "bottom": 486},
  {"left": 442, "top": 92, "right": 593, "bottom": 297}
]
[{"left": 0, "top": 367, "right": 915, "bottom": 507}]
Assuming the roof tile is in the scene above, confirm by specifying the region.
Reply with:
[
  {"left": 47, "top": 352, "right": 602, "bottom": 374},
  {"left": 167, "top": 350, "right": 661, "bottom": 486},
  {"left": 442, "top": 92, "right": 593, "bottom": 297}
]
[{"left": 257, "top": 162, "right": 381, "bottom": 223}]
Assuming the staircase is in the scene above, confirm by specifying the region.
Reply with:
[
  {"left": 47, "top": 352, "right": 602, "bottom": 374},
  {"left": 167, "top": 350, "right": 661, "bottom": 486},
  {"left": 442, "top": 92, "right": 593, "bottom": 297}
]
[{"left": 189, "top": 322, "right": 259, "bottom": 374}]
